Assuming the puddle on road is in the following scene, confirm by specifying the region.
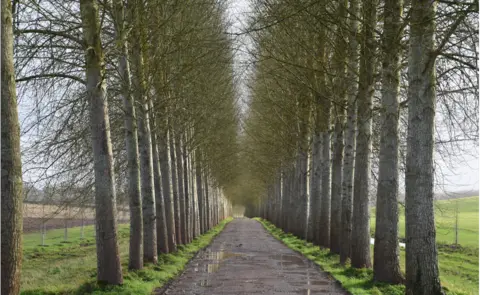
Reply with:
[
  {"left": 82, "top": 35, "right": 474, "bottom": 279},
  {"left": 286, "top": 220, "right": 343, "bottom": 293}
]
[
  {"left": 291, "top": 279, "right": 332, "bottom": 294},
  {"left": 291, "top": 280, "right": 329, "bottom": 286},
  {"left": 193, "top": 251, "right": 333, "bottom": 292},
  {"left": 204, "top": 250, "right": 243, "bottom": 261},
  {"left": 195, "top": 250, "right": 245, "bottom": 275},
  {"left": 268, "top": 254, "right": 333, "bottom": 294},
  {"left": 295, "top": 289, "right": 333, "bottom": 294},
  {"left": 199, "top": 279, "right": 211, "bottom": 287},
  {"left": 269, "top": 254, "right": 308, "bottom": 267}
]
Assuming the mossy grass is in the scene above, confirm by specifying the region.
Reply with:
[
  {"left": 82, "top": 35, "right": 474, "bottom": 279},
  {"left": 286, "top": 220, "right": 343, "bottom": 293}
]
[
  {"left": 255, "top": 217, "right": 478, "bottom": 295},
  {"left": 21, "top": 218, "right": 232, "bottom": 294}
]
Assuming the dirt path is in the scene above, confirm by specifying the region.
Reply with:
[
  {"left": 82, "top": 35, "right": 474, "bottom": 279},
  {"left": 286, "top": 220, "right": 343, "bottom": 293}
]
[{"left": 157, "top": 218, "right": 348, "bottom": 295}]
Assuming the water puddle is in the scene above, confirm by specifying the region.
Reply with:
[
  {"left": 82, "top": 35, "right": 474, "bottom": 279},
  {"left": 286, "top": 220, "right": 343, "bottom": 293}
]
[
  {"left": 199, "top": 279, "right": 211, "bottom": 287},
  {"left": 197, "top": 250, "right": 245, "bottom": 274},
  {"left": 204, "top": 250, "right": 243, "bottom": 261},
  {"left": 291, "top": 280, "right": 329, "bottom": 286},
  {"left": 295, "top": 289, "right": 330, "bottom": 295},
  {"left": 291, "top": 279, "right": 332, "bottom": 294},
  {"left": 269, "top": 254, "right": 308, "bottom": 268}
]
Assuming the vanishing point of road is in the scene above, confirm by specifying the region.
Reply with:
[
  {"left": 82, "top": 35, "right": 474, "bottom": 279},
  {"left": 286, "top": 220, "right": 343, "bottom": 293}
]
[{"left": 156, "top": 218, "right": 348, "bottom": 295}]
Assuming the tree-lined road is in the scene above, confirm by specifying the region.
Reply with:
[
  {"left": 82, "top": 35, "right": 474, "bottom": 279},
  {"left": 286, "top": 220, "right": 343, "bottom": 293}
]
[{"left": 158, "top": 218, "right": 347, "bottom": 295}]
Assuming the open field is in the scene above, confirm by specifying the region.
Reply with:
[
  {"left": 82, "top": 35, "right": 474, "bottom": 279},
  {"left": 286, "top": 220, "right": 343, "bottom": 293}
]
[
  {"left": 20, "top": 219, "right": 232, "bottom": 295},
  {"left": 22, "top": 203, "right": 130, "bottom": 232},
  {"left": 371, "top": 196, "right": 479, "bottom": 247},
  {"left": 23, "top": 217, "right": 96, "bottom": 233},
  {"left": 257, "top": 218, "right": 479, "bottom": 295}
]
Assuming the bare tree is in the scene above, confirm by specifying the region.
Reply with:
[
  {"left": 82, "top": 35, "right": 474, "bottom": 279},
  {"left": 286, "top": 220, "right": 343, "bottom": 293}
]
[
  {"left": 111, "top": 0, "right": 143, "bottom": 270},
  {"left": 79, "top": 0, "right": 123, "bottom": 284},
  {"left": 373, "top": 0, "right": 404, "bottom": 283},
  {"left": 340, "top": 0, "right": 359, "bottom": 265},
  {"left": 1, "top": 0, "right": 24, "bottom": 293},
  {"left": 405, "top": 0, "right": 443, "bottom": 293},
  {"left": 351, "top": 0, "right": 377, "bottom": 269},
  {"left": 330, "top": 0, "right": 348, "bottom": 254}
]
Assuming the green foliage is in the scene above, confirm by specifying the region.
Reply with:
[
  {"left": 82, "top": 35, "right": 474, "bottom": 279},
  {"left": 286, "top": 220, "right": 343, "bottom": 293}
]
[
  {"left": 255, "top": 217, "right": 478, "bottom": 295},
  {"left": 21, "top": 218, "right": 232, "bottom": 295}
]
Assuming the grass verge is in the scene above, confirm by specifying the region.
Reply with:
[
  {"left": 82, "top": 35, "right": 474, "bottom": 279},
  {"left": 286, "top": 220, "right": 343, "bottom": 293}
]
[
  {"left": 370, "top": 196, "right": 479, "bottom": 247},
  {"left": 21, "top": 218, "right": 232, "bottom": 295},
  {"left": 254, "top": 217, "right": 478, "bottom": 295}
]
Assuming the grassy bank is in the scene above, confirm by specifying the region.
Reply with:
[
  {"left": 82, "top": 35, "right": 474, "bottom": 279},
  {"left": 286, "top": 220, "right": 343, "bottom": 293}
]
[
  {"left": 371, "top": 196, "right": 479, "bottom": 247},
  {"left": 21, "top": 218, "right": 232, "bottom": 295},
  {"left": 255, "top": 218, "right": 478, "bottom": 295}
]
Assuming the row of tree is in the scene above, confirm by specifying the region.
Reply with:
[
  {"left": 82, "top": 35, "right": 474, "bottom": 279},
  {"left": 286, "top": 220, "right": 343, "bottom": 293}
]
[
  {"left": 241, "top": 0, "right": 477, "bottom": 294},
  {"left": 2, "top": 0, "right": 238, "bottom": 293}
]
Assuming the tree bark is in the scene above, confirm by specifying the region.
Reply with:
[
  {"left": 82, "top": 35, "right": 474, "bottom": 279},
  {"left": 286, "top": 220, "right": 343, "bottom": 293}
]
[
  {"left": 169, "top": 127, "right": 182, "bottom": 245},
  {"left": 309, "top": 131, "right": 322, "bottom": 244},
  {"left": 131, "top": 0, "right": 157, "bottom": 263},
  {"left": 158, "top": 127, "right": 177, "bottom": 252},
  {"left": 281, "top": 169, "right": 289, "bottom": 230},
  {"left": 79, "top": 0, "right": 123, "bottom": 284},
  {"left": 151, "top": 108, "right": 168, "bottom": 254},
  {"left": 182, "top": 134, "right": 191, "bottom": 243},
  {"left": 275, "top": 172, "right": 282, "bottom": 228},
  {"left": 204, "top": 173, "right": 210, "bottom": 230},
  {"left": 1, "top": 0, "right": 24, "bottom": 292},
  {"left": 112, "top": 0, "right": 143, "bottom": 269},
  {"left": 405, "top": 0, "right": 443, "bottom": 294},
  {"left": 196, "top": 152, "right": 205, "bottom": 234},
  {"left": 373, "top": 0, "right": 404, "bottom": 283},
  {"left": 190, "top": 149, "right": 198, "bottom": 238},
  {"left": 319, "top": 128, "right": 331, "bottom": 247},
  {"left": 175, "top": 132, "right": 186, "bottom": 244},
  {"left": 351, "top": 0, "right": 376, "bottom": 269},
  {"left": 340, "top": 0, "right": 359, "bottom": 265},
  {"left": 330, "top": 0, "right": 348, "bottom": 255}
]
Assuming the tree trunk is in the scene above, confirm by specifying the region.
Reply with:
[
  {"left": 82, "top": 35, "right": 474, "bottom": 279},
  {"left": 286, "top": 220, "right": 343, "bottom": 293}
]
[
  {"left": 158, "top": 127, "right": 177, "bottom": 252},
  {"left": 373, "top": 0, "right": 404, "bottom": 283},
  {"left": 287, "top": 167, "right": 295, "bottom": 234},
  {"left": 319, "top": 128, "right": 331, "bottom": 248},
  {"left": 292, "top": 159, "right": 301, "bottom": 237},
  {"left": 275, "top": 172, "right": 282, "bottom": 228},
  {"left": 329, "top": 0, "right": 348, "bottom": 255},
  {"left": 330, "top": 121, "right": 344, "bottom": 254},
  {"left": 175, "top": 133, "right": 186, "bottom": 244},
  {"left": 340, "top": 0, "right": 359, "bottom": 265},
  {"left": 351, "top": 0, "right": 376, "bottom": 269},
  {"left": 131, "top": 2, "right": 157, "bottom": 262},
  {"left": 281, "top": 169, "right": 289, "bottom": 230},
  {"left": 79, "top": 0, "right": 123, "bottom": 284},
  {"left": 299, "top": 148, "right": 308, "bottom": 240},
  {"left": 169, "top": 128, "right": 182, "bottom": 245},
  {"left": 112, "top": 0, "right": 143, "bottom": 269},
  {"left": 191, "top": 150, "right": 198, "bottom": 238},
  {"left": 182, "top": 134, "right": 191, "bottom": 243},
  {"left": 196, "top": 152, "right": 205, "bottom": 234},
  {"left": 204, "top": 174, "right": 210, "bottom": 230},
  {"left": 313, "top": 122, "right": 323, "bottom": 245},
  {"left": 405, "top": 1, "right": 443, "bottom": 294},
  {"left": 1, "top": 0, "right": 24, "bottom": 292},
  {"left": 150, "top": 108, "right": 168, "bottom": 254}
]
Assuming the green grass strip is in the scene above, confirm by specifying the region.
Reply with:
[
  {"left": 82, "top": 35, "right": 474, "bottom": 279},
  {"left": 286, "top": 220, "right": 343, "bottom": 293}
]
[
  {"left": 21, "top": 218, "right": 232, "bottom": 295},
  {"left": 255, "top": 217, "right": 474, "bottom": 295}
]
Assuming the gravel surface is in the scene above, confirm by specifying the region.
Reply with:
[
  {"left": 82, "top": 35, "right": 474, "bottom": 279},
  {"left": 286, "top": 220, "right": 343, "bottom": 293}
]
[{"left": 157, "top": 218, "right": 348, "bottom": 295}]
